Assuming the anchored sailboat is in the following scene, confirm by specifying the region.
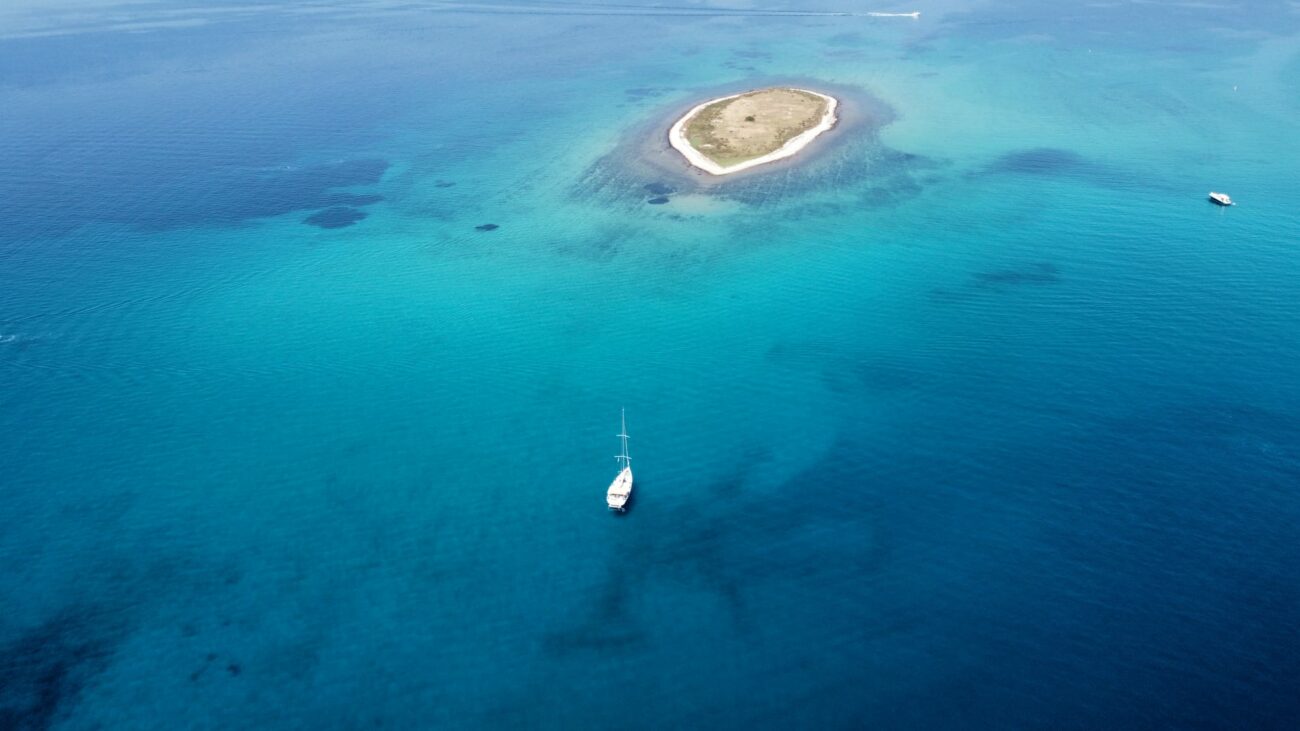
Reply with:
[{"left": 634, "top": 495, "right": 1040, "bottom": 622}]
[{"left": 607, "top": 410, "right": 633, "bottom": 512}]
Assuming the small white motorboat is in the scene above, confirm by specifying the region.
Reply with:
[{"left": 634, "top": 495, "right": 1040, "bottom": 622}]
[{"left": 1208, "top": 191, "right": 1234, "bottom": 206}]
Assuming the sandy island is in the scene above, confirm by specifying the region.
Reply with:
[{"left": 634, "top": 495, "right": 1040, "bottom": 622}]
[{"left": 669, "top": 87, "right": 838, "bottom": 176}]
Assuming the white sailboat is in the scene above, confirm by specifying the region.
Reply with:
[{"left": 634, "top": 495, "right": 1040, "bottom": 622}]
[{"left": 606, "top": 410, "right": 633, "bottom": 512}]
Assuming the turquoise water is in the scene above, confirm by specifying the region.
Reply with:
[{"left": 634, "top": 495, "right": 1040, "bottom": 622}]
[{"left": 3, "top": 1, "right": 1300, "bottom": 727}]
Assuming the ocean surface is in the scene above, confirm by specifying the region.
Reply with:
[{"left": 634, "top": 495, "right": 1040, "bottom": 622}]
[{"left": 2, "top": 1, "right": 1299, "bottom": 728}]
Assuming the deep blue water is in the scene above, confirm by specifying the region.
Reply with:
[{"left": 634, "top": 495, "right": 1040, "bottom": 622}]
[{"left": 3, "top": 1, "right": 1300, "bottom": 728}]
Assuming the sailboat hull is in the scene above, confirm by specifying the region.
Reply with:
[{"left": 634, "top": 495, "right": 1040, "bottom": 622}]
[{"left": 606, "top": 466, "right": 633, "bottom": 511}]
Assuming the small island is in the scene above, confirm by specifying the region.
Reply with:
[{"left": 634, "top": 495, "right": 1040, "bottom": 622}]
[{"left": 669, "top": 87, "right": 838, "bottom": 176}]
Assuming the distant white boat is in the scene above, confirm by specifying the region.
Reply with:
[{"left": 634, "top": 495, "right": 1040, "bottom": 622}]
[
  {"left": 606, "top": 410, "right": 633, "bottom": 512},
  {"left": 1209, "top": 191, "right": 1234, "bottom": 206}
]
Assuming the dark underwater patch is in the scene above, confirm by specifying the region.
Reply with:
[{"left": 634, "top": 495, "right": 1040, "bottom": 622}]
[
  {"left": 975, "top": 147, "right": 1167, "bottom": 192},
  {"left": 542, "top": 566, "right": 646, "bottom": 656},
  {"left": 475, "top": 223, "right": 499, "bottom": 232},
  {"left": 988, "top": 148, "right": 1086, "bottom": 175},
  {"left": 542, "top": 435, "right": 901, "bottom": 660},
  {"left": 552, "top": 226, "right": 631, "bottom": 264},
  {"left": 2, "top": 156, "right": 389, "bottom": 242},
  {"left": 624, "top": 87, "right": 672, "bottom": 100},
  {"left": 434, "top": 180, "right": 457, "bottom": 188},
  {"left": 146, "top": 158, "right": 389, "bottom": 230},
  {"left": 543, "top": 626, "right": 646, "bottom": 655},
  {"left": 304, "top": 206, "right": 367, "bottom": 229},
  {"left": 973, "top": 262, "right": 1061, "bottom": 286},
  {"left": 858, "top": 177, "right": 924, "bottom": 209},
  {"left": 646, "top": 196, "right": 670, "bottom": 205},
  {"left": 0, "top": 608, "right": 122, "bottom": 730},
  {"left": 824, "top": 48, "right": 869, "bottom": 60},
  {"left": 854, "top": 355, "right": 928, "bottom": 393}
]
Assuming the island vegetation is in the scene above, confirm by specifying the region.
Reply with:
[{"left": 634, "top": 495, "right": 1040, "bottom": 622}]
[{"left": 669, "top": 87, "right": 838, "bottom": 175}]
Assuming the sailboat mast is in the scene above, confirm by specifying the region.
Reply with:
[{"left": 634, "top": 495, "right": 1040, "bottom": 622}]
[{"left": 617, "top": 408, "right": 630, "bottom": 469}]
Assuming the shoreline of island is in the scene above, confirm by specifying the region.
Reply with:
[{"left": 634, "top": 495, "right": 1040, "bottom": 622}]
[{"left": 668, "top": 88, "right": 839, "bottom": 176}]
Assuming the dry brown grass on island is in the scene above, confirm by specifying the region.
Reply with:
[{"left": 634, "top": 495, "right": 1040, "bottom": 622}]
[{"left": 683, "top": 88, "right": 830, "bottom": 167}]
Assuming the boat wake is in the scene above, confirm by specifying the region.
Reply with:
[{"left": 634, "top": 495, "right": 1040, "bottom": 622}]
[
  {"left": 868, "top": 11, "right": 920, "bottom": 17},
  {"left": 431, "top": 1, "right": 855, "bottom": 17}
]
